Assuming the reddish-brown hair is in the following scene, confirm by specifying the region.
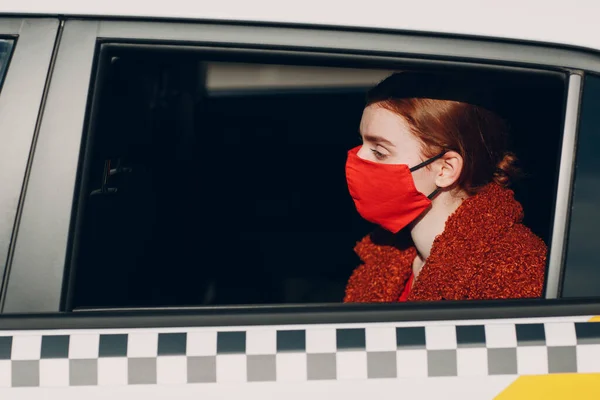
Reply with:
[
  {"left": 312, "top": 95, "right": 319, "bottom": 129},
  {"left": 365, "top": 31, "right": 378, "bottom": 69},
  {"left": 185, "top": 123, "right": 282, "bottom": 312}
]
[{"left": 367, "top": 75, "right": 519, "bottom": 195}]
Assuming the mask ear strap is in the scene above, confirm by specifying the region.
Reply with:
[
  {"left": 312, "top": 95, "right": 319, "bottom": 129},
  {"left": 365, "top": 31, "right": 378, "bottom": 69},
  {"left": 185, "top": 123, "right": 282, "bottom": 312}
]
[
  {"left": 409, "top": 151, "right": 446, "bottom": 172},
  {"left": 427, "top": 187, "right": 441, "bottom": 200}
]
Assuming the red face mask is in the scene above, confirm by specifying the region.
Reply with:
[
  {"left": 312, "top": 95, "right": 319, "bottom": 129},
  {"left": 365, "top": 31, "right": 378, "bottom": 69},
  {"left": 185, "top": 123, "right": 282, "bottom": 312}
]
[{"left": 345, "top": 146, "right": 445, "bottom": 233}]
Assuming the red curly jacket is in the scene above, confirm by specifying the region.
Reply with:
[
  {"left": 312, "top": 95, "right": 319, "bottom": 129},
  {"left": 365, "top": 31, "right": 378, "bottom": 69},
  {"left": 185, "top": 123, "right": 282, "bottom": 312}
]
[{"left": 344, "top": 183, "right": 547, "bottom": 302}]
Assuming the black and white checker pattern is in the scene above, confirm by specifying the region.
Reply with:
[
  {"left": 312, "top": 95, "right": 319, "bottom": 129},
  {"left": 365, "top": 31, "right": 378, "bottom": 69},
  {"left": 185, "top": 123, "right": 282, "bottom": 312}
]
[{"left": 0, "top": 320, "right": 599, "bottom": 387}]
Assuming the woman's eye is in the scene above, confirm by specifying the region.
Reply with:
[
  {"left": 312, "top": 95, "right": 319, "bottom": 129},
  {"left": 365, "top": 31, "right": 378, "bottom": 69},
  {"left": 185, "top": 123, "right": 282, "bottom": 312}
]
[{"left": 370, "top": 148, "right": 387, "bottom": 160}]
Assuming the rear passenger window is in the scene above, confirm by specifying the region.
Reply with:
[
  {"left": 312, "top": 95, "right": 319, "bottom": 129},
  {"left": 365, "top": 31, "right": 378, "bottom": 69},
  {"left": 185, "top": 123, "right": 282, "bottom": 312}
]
[
  {"left": 0, "top": 39, "right": 14, "bottom": 90},
  {"left": 563, "top": 74, "right": 600, "bottom": 298},
  {"left": 67, "top": 45, "right": 566, "bottom": 310}
]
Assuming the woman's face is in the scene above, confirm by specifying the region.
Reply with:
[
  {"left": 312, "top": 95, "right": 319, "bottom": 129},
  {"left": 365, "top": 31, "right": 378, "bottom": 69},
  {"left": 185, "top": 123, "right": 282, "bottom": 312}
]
[{"left": 358, "top": 104, "right": 438, "bottom": 196}]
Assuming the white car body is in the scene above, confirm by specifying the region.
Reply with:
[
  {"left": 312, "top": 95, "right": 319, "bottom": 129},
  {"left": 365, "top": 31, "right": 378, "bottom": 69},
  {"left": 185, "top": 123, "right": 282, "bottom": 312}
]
[{"left": 1, "top": 1, "right": 600, "bottom": 399}]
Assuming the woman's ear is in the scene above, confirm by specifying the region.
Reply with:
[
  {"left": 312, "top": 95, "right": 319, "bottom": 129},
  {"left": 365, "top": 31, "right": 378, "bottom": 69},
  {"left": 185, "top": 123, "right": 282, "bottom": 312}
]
[{"left": 434, "top": 151, "right": 463, "bottom": 188}]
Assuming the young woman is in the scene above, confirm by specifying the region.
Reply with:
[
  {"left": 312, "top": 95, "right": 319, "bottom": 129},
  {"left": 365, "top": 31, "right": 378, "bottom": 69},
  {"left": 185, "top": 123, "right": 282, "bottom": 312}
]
[{"left": 344, "top": 72, "right": 547, "bottom": 302}]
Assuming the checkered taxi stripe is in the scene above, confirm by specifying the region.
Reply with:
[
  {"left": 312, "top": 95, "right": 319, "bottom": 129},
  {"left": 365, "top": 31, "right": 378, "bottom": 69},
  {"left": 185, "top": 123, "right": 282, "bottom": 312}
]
[{"left": 1, "top": 321, "right": 599, "bottom": 387}]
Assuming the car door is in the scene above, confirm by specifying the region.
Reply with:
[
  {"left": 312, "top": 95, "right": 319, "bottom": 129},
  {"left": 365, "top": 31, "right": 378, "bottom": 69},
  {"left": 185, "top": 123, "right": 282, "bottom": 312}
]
[{"left": 1, "top": 18, "right": 600, "bottom": 400}]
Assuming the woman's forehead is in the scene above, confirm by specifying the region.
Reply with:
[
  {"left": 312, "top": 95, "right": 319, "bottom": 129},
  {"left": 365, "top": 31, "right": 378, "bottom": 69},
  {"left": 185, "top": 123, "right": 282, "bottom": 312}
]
[{"left": 360, "top": 106, "right": 413, "bottom": 140}]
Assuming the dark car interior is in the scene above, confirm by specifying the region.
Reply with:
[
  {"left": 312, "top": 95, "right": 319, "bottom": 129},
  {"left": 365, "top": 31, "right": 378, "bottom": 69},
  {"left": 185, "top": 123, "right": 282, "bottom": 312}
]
[{"left": 66, "top": 47, "right": 567, "bottom": 310}]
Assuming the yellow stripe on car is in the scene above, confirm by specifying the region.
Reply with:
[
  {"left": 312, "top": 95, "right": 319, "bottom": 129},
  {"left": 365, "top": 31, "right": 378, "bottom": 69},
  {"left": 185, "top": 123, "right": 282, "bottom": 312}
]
[{"left": 495, "top": 373, "right": 600, "bottom": 399}]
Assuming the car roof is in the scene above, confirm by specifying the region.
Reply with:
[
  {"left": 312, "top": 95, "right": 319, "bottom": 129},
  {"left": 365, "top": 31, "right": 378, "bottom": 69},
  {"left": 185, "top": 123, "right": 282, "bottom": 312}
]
[{"left": 3, "top": 0, "right": 600, "bottom": 53}]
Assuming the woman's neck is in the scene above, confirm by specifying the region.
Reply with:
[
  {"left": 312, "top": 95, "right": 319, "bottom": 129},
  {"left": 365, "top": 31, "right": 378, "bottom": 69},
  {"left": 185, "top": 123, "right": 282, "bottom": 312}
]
[{"left": 409, "top": 190, "right": 467, "bottom": 277}]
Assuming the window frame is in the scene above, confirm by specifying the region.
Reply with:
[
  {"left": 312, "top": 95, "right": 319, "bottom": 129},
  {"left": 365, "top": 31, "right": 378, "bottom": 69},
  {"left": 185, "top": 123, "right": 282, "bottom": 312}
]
[
  {"left": 0, "top": 18, "right": 59, "bottom": 306},
  {"left": 0, "top": 18, "right": 590, "bottom": 316},
  {"left": 1, "top": 299, "right": 600, "bottom": 331}
]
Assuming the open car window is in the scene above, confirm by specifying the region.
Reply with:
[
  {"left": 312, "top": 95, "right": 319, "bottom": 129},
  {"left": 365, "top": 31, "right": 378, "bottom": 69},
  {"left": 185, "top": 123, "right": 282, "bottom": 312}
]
[{"left": 61, "top": 45, "right": 566, "bottom": 310}]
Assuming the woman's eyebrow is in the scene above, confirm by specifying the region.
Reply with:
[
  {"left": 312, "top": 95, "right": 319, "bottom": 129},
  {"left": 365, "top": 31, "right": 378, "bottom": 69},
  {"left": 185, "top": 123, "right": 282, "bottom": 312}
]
[{"left": 362, "top": 134, "right": 396, "bottom": 147}]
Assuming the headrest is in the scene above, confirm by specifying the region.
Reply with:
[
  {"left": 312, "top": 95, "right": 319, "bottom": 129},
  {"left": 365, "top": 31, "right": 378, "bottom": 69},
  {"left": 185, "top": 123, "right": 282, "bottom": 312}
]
[{"left": 367, "top": 71, "right": 504, "bottom": 117}]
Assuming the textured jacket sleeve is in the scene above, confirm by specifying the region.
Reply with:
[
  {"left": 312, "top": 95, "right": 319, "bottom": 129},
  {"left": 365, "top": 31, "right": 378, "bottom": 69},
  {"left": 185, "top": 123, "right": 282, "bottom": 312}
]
[
  {"left": 466, "top": 224, "right": 547, "bottom": 300},
  {"left": 344, "top": 231, "right": 415, "bottom": 303}
]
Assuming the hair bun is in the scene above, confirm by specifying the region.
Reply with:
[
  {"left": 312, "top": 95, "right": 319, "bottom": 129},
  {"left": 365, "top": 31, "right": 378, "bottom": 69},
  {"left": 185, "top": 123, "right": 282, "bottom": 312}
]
[{"left": 493, "top": 152, "right": 520, "bottom": 186}]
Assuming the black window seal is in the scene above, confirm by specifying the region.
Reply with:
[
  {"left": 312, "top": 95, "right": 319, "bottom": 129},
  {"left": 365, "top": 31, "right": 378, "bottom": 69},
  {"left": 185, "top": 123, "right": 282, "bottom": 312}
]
[{"left": 0, "top": 298, "right": 598, "bottom": 331}]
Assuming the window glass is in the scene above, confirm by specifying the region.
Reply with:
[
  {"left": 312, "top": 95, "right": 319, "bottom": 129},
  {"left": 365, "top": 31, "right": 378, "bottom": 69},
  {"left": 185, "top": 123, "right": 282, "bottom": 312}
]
[
  {"left": 68, "top": 47, "right": 565, "bottom": 310},
  {"left": 563, "top": 74, "right": 600, "bottom": 298},
  {"left": 0, "top": 39, "right": 14, "bottom": 91}
]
